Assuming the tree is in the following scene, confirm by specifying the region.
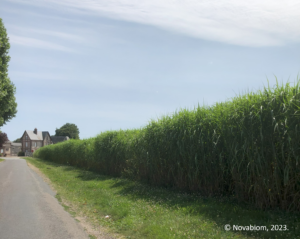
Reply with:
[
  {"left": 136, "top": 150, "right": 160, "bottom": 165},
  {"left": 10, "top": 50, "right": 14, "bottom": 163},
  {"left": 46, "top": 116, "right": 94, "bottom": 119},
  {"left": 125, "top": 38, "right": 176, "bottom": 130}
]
[
  {"left": 0, "top": 18, "right": 17, "bottom": 127},
  {"left": 0, "top": 132, "right": 8, "bottom": 148},
  {"left": 55, "top": 123, "right": 80, "bottom": 139},
  {"left": 13, "top": 138, "right": 21, "bottom": 143}
]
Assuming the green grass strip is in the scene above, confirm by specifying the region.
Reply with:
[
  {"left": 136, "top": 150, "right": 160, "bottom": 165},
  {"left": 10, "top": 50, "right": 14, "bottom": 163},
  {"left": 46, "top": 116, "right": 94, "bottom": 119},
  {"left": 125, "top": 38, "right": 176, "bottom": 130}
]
[
  {"left": 0, "top": 158, "right": 5, "bottom": 163},
  {"left": 25, "top": 157, "right": 300, "bottom": 239}
]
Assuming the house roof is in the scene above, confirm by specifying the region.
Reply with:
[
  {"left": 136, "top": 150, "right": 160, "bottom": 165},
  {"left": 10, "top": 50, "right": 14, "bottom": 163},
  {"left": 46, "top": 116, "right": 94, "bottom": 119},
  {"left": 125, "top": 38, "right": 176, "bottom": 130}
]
[
  {"left": 25, "top": 130, "right": 43, "bottom": 140},
  {"left": 51, "top": 136, "right": 69, "bottom": 144},
  {"left": 1, "top": 141, "right": 21, "bottom": 147},
  {"left": 2, "top": 141, "right": 11, "bottom": 146},
  {"left": 11, "top": 143, "right": 21, "bottom": 147},
  {"left": 42, "top": 132, "right": 49, "bottom": 140},
  {"left": 25, "top": 130, "right": 50, "bottom": 141}
]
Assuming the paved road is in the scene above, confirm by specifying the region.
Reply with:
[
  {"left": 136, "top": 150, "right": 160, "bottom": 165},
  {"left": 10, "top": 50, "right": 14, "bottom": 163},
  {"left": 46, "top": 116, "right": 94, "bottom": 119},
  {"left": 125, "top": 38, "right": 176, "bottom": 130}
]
[{"left": 0, "top": 158, "right": 89, "bottom": 239}]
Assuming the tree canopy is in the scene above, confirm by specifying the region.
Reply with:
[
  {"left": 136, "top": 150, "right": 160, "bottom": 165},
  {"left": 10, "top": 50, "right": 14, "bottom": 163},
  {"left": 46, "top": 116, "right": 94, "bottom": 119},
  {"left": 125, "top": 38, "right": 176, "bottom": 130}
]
[
  {"left": 55, "top": 123, "right": 80, "bottom": 139},
  {"left": 0, "top": 18, "right": 17, "bottom": 128},
  {"left": 13, "top": 138, "right": 21, "bottom": 143}
]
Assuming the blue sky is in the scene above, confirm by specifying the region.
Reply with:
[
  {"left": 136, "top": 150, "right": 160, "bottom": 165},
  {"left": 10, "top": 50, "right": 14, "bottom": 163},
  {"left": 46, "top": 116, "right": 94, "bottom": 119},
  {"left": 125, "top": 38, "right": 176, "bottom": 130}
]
[{"left": 1, "top": 0, "right": 300, "bottom": 140}]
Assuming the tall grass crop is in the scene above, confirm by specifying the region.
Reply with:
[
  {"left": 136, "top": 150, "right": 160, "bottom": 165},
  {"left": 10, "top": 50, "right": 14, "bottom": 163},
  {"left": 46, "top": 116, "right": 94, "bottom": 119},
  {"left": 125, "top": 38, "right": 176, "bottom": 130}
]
[{"left": 34, "top": 79, "right": 300, "bottom": 211}]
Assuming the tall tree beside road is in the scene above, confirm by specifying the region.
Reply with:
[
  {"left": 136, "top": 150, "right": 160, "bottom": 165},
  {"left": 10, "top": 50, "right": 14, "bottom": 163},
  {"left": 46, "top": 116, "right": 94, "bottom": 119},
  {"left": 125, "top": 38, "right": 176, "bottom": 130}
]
[
  {"left": 55, "top": 123, "right": 80, "bottom": 139},
  {"left": 0, "top": 18, "right": 17, "bottom": 128},
  {"left": 0, "top": 132, "right": 8, "bottom": 148}
]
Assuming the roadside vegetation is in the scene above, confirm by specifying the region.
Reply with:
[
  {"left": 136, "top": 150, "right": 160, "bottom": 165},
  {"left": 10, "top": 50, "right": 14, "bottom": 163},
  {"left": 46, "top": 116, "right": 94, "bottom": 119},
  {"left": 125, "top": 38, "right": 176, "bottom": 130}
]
[
  {"left": 34, "top": 79, "right": 300, "bottom": 212},
  {"left": 0, "top": 19, "right": 17, "bottom": 148},
  {"left": 0, "top": 158, "right": 5, "bottom": 163},
  {"left": 25, "top": 157, "right": 300, "bottom": 239},
  {"left": 0, "top": 18, "right": 17, "bottom": 128}
]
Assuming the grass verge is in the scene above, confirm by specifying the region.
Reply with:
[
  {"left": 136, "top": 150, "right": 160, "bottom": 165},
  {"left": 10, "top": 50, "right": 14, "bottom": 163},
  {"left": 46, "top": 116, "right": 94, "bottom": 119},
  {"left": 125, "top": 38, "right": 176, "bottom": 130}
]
[
  {"left": 25, "top": 157, "right": 300, "bottom": 239},
  {"left": 0, "top": 158, "right": 5, "bottom": 163}
]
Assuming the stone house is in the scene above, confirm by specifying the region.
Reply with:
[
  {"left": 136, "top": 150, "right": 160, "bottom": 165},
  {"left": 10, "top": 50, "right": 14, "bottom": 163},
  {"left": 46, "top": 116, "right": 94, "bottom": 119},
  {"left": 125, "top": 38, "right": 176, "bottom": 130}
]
[
  {"left": 21, "top": 128, "right": 52, "bottom": 153},
  {"left": 0, "top": 141, "right": 22, "bottom": 156}
]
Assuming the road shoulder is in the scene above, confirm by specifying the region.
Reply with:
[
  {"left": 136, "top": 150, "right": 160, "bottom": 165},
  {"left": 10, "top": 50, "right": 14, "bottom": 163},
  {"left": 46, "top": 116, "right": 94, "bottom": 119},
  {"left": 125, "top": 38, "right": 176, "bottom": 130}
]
[{"left": 26, "top": 159, "right": 118, "bottom": 239}]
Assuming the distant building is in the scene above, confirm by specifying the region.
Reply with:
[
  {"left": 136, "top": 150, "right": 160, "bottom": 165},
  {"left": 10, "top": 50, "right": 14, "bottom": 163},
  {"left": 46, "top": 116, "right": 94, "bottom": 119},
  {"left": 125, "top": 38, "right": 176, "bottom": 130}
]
[
  {"left": 21, "top": 128, "right": 52, "bottom": 153},
  {"left": 0, "top": 141, "right": 22, "bottom": 156},
  {"left": 51, "top": 136, "right": 70, "bottom": 144}
]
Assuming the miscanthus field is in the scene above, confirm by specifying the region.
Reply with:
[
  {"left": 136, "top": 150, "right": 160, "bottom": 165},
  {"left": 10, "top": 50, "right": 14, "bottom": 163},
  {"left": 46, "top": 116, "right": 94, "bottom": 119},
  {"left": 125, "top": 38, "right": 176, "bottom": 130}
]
[{"left": 34, "top": 79, "right": 300, "bottom": 212}]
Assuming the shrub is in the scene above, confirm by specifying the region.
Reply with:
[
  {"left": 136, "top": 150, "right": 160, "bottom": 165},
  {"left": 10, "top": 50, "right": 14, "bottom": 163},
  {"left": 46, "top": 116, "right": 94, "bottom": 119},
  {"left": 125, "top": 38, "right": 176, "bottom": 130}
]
[{"left": 18, "top": 151, "right": 25, "bottom": 156}]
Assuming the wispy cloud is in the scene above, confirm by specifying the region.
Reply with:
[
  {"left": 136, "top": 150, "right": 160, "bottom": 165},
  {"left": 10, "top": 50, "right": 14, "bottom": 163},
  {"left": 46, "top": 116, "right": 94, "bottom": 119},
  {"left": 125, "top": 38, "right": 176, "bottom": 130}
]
[
  {"left": 11, "top": 71, "right": 70, "bottom": 82},
  {"left": 7, "top": 26, "right": 85, "bottom": 43},
  {"left": 9, "top": 34, "right": 75, "bottom": 52},
  {"left": 7, "top": 0, "right": 300, "bottom": 47}
]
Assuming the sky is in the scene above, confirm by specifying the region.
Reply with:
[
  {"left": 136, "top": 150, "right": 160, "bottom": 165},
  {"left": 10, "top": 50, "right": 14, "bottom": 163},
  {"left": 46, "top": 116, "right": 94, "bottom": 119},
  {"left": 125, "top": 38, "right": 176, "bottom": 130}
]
[{"left": 1, "top": 0, "right": 300, "bottom": 140}]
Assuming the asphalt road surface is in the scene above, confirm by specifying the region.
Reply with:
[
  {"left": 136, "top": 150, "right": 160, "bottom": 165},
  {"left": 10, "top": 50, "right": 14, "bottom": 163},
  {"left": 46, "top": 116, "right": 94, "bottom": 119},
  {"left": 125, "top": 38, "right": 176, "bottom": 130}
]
[{"left": 0, "top": 157, "right": 89, "bottom": 239}]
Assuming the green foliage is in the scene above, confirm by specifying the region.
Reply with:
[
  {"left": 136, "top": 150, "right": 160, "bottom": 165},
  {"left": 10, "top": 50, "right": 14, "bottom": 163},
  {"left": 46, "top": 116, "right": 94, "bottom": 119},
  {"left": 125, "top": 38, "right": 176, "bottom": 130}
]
[
  {"left": 13, "top": 138, "right": 21, "bottom": 143},
  {"left": 26, "top": 157, "right": 300, "bottom": 239},
  {"left": 55, "top": 123, "right": 80, "bottom": 139},
  {"left": 0, "top": 18, "right": 17, "bottom": 127},
  {"left": 34, "top": 78, "right": 300, "bottom": 211},
  {"left": 18, "top": 151, "right": 25, "bottom": 156}
]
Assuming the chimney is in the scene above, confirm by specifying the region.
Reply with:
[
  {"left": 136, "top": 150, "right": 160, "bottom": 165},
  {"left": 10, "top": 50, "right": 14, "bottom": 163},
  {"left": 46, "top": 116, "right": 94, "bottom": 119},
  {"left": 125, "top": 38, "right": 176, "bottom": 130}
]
[{"left": 34, "top": 128, "right": 37, "bottom": 134}]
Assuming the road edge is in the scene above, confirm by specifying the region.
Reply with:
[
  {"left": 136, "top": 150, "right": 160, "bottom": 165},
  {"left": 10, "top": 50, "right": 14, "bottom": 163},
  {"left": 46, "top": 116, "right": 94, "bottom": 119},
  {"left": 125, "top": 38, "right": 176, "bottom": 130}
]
[{"left": 25, "top": 159, "right": 118, "bottom": 239}]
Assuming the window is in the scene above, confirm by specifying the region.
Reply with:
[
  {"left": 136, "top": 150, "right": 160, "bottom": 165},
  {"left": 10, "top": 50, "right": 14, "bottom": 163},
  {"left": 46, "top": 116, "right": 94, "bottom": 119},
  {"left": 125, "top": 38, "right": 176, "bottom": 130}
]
[
  {"left": 26, "top": 135, "right": 28, "bottom": 139},
  {"left": 35, "top": 142, "right": 37, "bottom": 147},
  {"left": 26, "top": 142, "right": 28, "bottom": 147},
  {"left": 6, "top": 148, "right": 9, "bottom": 151}
]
